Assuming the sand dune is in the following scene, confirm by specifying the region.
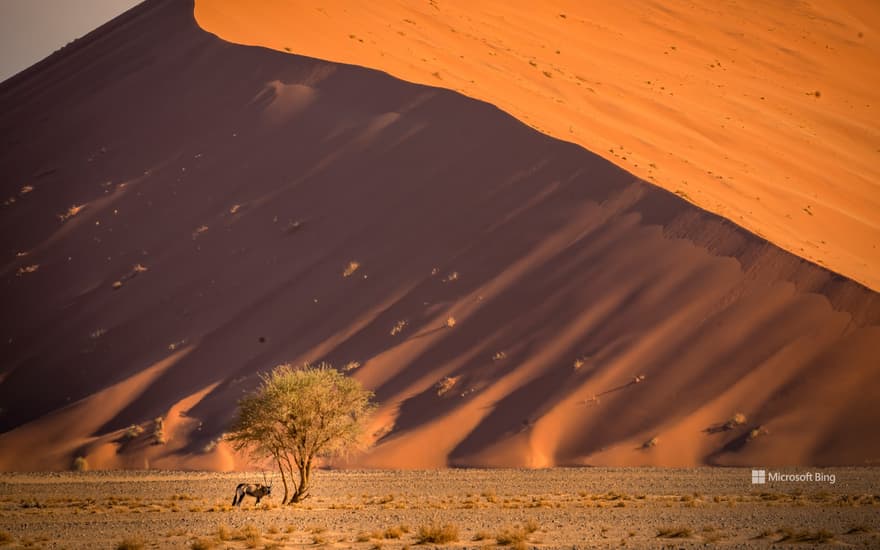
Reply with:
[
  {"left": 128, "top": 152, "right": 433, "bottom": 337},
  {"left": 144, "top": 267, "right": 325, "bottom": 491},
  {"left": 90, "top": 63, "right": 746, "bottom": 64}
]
[
  {"left": 0, "top": 0, "right": 878, "bottom": 471},
  {"left": 194, "top": 0, "right": 880, "bottom": 291}
]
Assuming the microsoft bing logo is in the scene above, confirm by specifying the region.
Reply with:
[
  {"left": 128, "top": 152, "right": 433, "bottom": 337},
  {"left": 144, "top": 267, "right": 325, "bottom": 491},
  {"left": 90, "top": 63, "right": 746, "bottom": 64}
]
[{"left": 751, "top": 469, "right": 766, "bottom": 484}]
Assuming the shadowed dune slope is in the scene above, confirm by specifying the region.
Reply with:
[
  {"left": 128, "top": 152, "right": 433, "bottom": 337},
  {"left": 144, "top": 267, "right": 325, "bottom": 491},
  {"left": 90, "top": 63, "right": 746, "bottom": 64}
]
[
  {"left": 195, "top": 0, "right": 880, "bottom": 291},
  {"left": 0, "top": 0, "right": 878, "bottom": 470}
]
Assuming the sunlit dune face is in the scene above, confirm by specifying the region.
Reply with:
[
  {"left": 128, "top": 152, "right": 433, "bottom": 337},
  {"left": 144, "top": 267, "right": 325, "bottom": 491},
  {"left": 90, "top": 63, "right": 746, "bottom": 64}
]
[{"left": 195, "top": 0, "right": 880, "bottom": 289}]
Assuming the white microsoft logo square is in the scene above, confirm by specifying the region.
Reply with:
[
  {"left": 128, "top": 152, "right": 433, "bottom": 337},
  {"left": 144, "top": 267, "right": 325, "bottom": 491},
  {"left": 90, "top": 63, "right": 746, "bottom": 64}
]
[{"left": 751, "top": 469, "right": 766, "bottom": 484}]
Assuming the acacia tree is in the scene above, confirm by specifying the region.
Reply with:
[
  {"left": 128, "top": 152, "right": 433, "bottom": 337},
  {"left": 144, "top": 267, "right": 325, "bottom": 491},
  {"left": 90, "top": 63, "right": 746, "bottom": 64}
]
[{"left": 227, "top": 363, "right": 375, "bottom": 504}]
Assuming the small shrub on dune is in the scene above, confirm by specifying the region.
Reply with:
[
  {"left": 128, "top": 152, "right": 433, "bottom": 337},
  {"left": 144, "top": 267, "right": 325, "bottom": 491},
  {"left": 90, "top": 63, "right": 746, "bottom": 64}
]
[
  {"left": 724, "top": 412, "right": 747, "bottom": 430},
  {"left": 153, "top": 416, "right": 167, "bottom": 445},
  {"left": 124, "top": 424, "right": 145, "bottom": 440},
  {"left": 641, "top": 436, "right": 659, "bottom": 449},
  {"left": 343, "top": 261, "right": 360, "bottom": 277},
  {"left": 416, "top": 523, "right": 458, "bottom": 544},
  {"left": 72, "top": 456, "right": 89, "bottom": 471},
  {"left": 115, "top": 536, "right": 145, "bottom": 550},
  {"left": 435, "top": 376, "right": 459, "bottom": 397}
]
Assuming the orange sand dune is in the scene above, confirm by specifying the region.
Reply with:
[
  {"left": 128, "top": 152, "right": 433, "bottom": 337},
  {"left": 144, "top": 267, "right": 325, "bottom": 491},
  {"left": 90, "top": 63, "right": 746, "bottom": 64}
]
[
  {"left": 0, "top": 0, "right": 879, "bottom": 471},
  {"left": 194, "top": 0, "right": 880, "bottom": 290}
]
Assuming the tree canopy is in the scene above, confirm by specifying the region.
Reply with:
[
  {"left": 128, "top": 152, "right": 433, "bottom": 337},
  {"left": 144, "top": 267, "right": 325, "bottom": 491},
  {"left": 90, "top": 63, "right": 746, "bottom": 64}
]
[{"left": 227, "top": 363, "right": 375, "bottom": 504}]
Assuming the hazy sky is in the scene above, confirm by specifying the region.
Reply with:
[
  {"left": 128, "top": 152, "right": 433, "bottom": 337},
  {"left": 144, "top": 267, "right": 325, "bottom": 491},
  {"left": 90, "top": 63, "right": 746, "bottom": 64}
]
[{"left": 0, "top": 0, "right": 142, "bottom": 83}]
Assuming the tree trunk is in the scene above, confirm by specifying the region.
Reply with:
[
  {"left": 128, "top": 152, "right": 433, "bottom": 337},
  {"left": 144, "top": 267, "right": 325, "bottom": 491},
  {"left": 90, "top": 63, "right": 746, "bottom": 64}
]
[
  {"left": 274, "top": 453, "right": 290, "bottom": 504},
  {"left": 288, "top": 456, "right": 312, "bottom": 503}
]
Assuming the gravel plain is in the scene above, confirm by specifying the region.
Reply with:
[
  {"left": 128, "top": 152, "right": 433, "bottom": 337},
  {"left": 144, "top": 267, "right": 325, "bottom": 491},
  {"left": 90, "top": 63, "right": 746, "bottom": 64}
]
[{"left": 0, "top": 468, "right": 878, "bottom": 549}]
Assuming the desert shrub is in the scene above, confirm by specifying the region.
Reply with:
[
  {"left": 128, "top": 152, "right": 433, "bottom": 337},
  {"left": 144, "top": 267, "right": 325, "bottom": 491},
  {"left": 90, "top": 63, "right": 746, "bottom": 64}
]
[
  {"left": 72, "top": 456, "right": 89, "bottom": 471},
  {"left": 777, "top": 528, "right": 834, "bottom": 543},
  {"left": 153, "top": 416, "right": 166, "bottom": 444},
  {"left": 115, "top": 536, "right": 145, "bottom": 550},
  {"left": 435, "top": 376, "right": 459, "bottom": 396},
  {"left": 642, "top": 436, "right": 659, "bottom": 449},
  {"left": 416, "top": 523, "right": 458, "bottom": 543},
  {"left": 343, "top": 261, "right": 360, "bottom": 277},
  {"left": 217, "top": 523, "right": 232, "bottom": 541},
  {"left": 657, "top": 526, "right": 693, "bottom": 538},
  {"left": 724, "top": 412, "right": 747, "bottom": 430},
  {"left": 124, "top": 424, "right": 145, "bottom": 440},
  {"left": 189, "top": 538, "right": 215, "bottom": 550}
]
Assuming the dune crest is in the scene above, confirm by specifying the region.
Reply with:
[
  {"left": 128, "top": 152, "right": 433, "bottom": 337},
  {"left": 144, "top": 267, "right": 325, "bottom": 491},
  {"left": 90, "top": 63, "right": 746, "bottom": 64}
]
[
  {"left": 194, "top": 0, "right": 880, "bottom": 290},
  {"left": 0, "top": 0, "right": 878, "bottom": 470}
]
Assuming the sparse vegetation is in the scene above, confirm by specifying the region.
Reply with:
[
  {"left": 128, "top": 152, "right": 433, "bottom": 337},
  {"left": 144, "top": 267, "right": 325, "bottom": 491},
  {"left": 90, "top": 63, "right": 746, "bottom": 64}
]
[
  {"left": 435, "top": 376, "right": 459, "bottom": 396},
  {"left": 59, "top": 204, "right": 86, "bottom": 222},
  {"left": 15, "top": 264, "right": 39, "bottom": 276},
  {"left": 115, "top": 536, "right": 145, "bottom": 550},
  {"left": 776, "top": 528, "right": 834, "bottom": 543},
  {"left": 657, "top": 526, "right": 693, "bottom": 538},
  {"left": 724, "top": 412, "right": 747, "bottom": 430},
  {"left": 227, "top": 363, "right": 375, "bottom": 504},
  {"left": 153, "top": 416, "right": 167, "bottom": 445},
  {"left": 642, "top": 437, "right": 659, "bottom": 449},
  {"left": 445, "top": 316, "right": 456, "bottom": 328},
  {"left": 416, "top": 523, "right": 458, "bottom": 544},
  {"left": 124, "top": 424, "right": 145, "bottom": 440},
  {"left": 495, "top": 519, "right": 539, "bottom": 545},
  {"left": 343, "top": 261, "right": 360, "bottom": 277},
  {"left": 390, "top": 320, "right": 407, "bottom": 336},
  {"left": 343, "top": 361, "right": 361, "bottom": 372},
  {"left": 72, "top": 456, "right": 89, "bottom": 471},
  {"left": 189, "top": 538, "right": 215, "bottom": 550},
  {"left": 492, "top": 351, "right": 507, "bottom": 361}
]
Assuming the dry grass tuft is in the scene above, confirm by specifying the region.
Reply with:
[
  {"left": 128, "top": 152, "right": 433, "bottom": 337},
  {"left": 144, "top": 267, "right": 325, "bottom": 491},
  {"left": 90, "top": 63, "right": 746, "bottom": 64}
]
[
  {"left": 343, "top": 261, "right": 360, "bottom": 277},
  {"left": 390, "top": 320, "right": 407, "bottom": 336},
  {"left": 124, "top": 424, "right": 145, "bottom": 440},
  {"left": 657, "top": 526, "right": 693, "bottom": 538},
  {"left": 776, "top": 528, "right": 834, "bottom": 543},
  {"left": 189, "top": 538, "right": 216, "bottom": 550},
  {"left": 15, "top": 264, "right": 39, "bottom": 276},
  {"left": 495, "top": 519, "right": 539, "bottom": 545},
  {"left": 59, "top": 204, "right": 86, "bottom": 222},
  {"left": 115, "top": 536, "right": 145, "bottom": 550},
  {"left": 492, "top": 351, "right": 507, "bottom": 361},
  {"left": 445, "top": 316, "right": 456, "bottom": 328},
  {"left": 435, "top": 376, "right": 459, "bottom": 396},
  {"left": 416, "top": 523, "right": 458, "bottom": 544},
  {"left": 642, "top": 437, "right": 659, "bottom": 449},
  {"left": 724, "top": 412, "right": 747, "bottom": 430},
  {"left": 72, "top": 456, "right": 89, "bottom": 472},
  {"left": 342, "top": 361, "right": 361, "bottom": 372}
]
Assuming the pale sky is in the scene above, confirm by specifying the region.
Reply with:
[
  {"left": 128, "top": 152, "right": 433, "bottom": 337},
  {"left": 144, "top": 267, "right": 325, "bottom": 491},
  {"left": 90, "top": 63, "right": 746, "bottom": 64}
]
[{"left": 0, "top": 0, "right": 142, "bottom": 83}]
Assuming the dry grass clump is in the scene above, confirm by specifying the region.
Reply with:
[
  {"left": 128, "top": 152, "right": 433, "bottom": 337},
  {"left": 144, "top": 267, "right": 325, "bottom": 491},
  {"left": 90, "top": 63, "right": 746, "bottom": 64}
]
[
  {"left": 776, "top": 528, "right": 834, "bottom": 543},
  {"left": 641, "top": 436, "right": 659, "bottom": 449},
  {"left": 492, "top": 351, "right": 507, "bottom": 361},
  {"left": 747, "top": 425, "right": 767, "bottom": 441},
  {"left": 445, "top": 316, "right": 457, "bottom": 328},
  {"left": 189, "top": 538, "right": 216, "bottom": 550},
  {"left": 343, "top": 261, "right": 360, "bottom": 277},
  {"left": 115, "top": 536, "right": 145, "bottom": 550},
  {"left": 442, "top": 271, "right": 459, "bottom": 282},
  {"left": 495, "top": 519, "right": 539, "bottom": 545},
  {"left": 124, "top": 424, "right": 145, "bottom": 440},
  {"left": 59, "top": 204, "right": 86, "bottom": 222},
  {"left": 153, "top": 416, "right": 167, "bottom": 445},
  {"left": 435, "top": 376, "right": 459, "bottom": 396},
  {"left": 15, "top": 264, "right": 39, "bottom": 276},
  {"left": 724, "top": 412, "right": 747, "bottom": 430},
  {"left": 72, "top": 456, "right": 89, "bottom": 471},
  {"left": 656, "top": 526, "right": 693, "bottom": 538},
  {"left": 390, "top": 320, "right": 407, "bottom": 336},
  {"left": 416, "top": 523, "right": 458, "bottom": 544},
  {"left": 342, "top": 361, "right": 362, "bottom": 372}
]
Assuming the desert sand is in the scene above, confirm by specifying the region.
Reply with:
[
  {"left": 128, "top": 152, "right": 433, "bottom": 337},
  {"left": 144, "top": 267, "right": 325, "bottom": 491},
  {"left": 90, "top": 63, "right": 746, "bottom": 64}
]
[
  {"left": 1, "top": 469, "right": 878, "bottom": 549},
  {"left": 194, "top": 0, "right": 880, "bottom": 291},
  {"left": 0, "top": 0, "right": 879, "bottom": 472}
]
